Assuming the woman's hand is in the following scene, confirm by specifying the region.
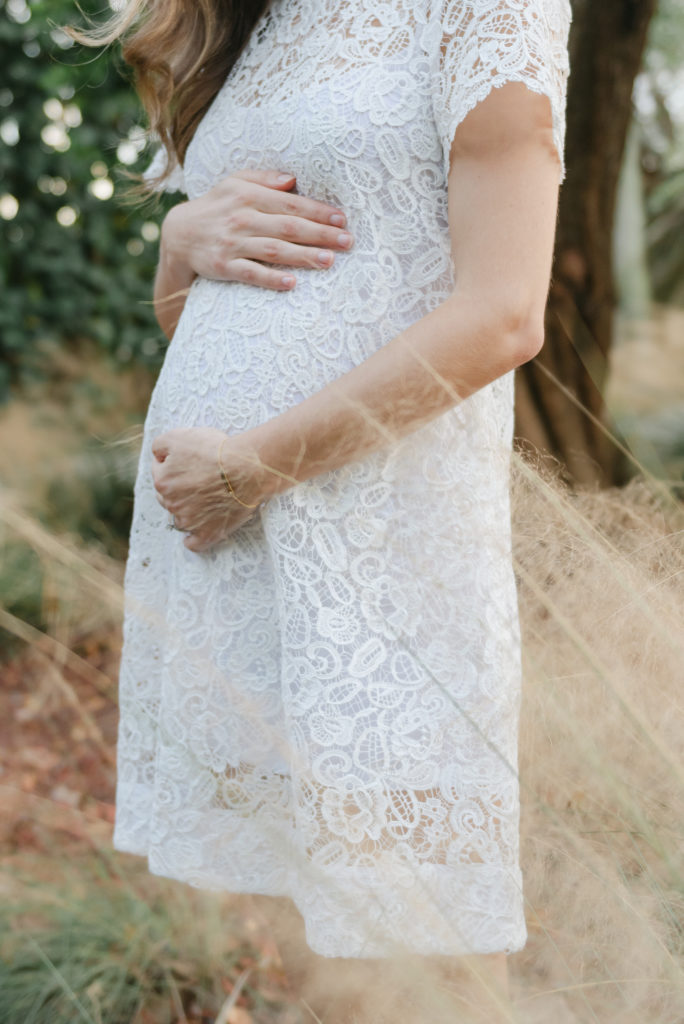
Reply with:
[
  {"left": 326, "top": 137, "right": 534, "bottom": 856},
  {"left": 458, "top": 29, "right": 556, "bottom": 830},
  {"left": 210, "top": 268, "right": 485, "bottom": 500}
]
[
  {"left": 151, "top": 426, "right": 276, "bottom": 553},
  {"left": 161, "top": 168, "right": 354, "bottom": 292}
]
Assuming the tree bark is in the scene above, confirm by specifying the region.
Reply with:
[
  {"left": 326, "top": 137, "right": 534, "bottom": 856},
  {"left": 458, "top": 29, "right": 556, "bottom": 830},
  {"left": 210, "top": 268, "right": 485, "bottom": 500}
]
[{"left": 515, "top": 0, "right": 658, "bottom": 487}]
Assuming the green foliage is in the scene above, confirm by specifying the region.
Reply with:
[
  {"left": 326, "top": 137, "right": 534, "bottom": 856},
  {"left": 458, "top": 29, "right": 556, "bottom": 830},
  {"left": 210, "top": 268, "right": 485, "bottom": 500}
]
[
  {"left": 0, "top": 0, "right": 174, "bottom": 399},
  {"left": 0, "top": 864, "right": 256, "bottom": 1024},
  {"left": 646, "top": 167, "right": 684, "bottom": 304},
  {"left": 644, "top": 0, "right": 684, "bottom": 73},
  {"left": 640, "top": 0, "right": 684, "bottom": 305},
  {"left": 0, "top": 538, "right": 45, "bottom": 633},
  {"left": 0, "top": 441, "right": 137, "bottom": 656},
  {"left": 44, "top": 441, "right": 137, "bottom": 557}
]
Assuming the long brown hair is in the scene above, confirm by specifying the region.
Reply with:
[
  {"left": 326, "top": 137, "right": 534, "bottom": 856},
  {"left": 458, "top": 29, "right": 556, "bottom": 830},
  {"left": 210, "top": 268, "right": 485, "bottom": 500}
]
[{"left": 65, "top": 1, "right": 269, "bottom": 189}]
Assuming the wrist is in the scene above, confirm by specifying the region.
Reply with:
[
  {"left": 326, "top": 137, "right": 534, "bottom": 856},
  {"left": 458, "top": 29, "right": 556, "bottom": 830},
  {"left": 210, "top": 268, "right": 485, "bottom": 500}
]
[
  {"left": 160, "top": 204, "right": 197, "bottom": 286},
  {"left": 230, "top": 423, "right": 299, "bottom": 502}
]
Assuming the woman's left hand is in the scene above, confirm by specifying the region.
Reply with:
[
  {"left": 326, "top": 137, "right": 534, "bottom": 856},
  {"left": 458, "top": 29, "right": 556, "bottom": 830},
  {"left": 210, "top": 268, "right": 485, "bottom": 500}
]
[{"left": 151, "top": 426, "right": 269, "bottom": 552}]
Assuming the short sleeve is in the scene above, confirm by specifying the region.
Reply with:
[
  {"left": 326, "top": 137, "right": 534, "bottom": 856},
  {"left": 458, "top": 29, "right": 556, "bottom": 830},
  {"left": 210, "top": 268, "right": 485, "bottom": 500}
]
[
  {"left": 424, "top": 0, "right": 572, "bottom": 183},
  {"left": 141, "top": 142, "right": 187, "bottom": 194}
]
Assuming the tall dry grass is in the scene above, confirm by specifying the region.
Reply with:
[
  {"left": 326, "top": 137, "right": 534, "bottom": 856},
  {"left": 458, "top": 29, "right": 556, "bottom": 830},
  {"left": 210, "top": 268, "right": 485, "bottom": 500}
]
[{"left": 512, "top": 459, "right": 684, "bottom": 1023}]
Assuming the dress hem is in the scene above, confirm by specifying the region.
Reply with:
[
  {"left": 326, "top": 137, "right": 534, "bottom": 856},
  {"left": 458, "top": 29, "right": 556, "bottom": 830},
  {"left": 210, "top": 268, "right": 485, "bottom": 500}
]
[{"left": 111, "top": 830, "right": 529, "bottom": 960}]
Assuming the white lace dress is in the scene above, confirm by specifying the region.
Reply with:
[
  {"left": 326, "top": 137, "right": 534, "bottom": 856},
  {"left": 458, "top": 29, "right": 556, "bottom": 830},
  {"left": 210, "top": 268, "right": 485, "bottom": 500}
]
[{"left": 113, "top": 0, "right": 571, "bottom": 958}]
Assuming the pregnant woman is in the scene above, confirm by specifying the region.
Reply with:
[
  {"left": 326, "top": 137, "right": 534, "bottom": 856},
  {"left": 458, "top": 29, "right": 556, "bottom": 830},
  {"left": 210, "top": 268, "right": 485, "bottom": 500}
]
[{"left": 73, "top": 0, "right": 571, "bottom": 1019}]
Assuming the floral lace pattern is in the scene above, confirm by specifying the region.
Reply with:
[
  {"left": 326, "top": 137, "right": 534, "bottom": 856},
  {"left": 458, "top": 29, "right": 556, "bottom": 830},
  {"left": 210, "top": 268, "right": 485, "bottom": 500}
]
[{"left": 114, "top": 0, "right": 571, "bottom": 957}]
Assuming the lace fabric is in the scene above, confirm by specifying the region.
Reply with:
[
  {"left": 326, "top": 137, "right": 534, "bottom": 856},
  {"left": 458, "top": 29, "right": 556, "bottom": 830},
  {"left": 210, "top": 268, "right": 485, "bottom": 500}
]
[{"left": 115, "top": 0, "right": 571, "bottom": 957}]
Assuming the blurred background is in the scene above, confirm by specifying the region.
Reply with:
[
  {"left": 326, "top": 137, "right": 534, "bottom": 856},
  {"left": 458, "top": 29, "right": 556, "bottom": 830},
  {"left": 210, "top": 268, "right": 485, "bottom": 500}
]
[{"left": 0, "top": 1, "right": 683, "bottom": 1023}]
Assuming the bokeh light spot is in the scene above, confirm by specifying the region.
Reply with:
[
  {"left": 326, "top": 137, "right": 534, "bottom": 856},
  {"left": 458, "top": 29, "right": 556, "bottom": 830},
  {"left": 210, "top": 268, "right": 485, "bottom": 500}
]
[
  {"left": 56, "top": 206, "right": 78, "bottom": 227},
  {"left": 63, "top": 104, "right": 82, "bottom": 128},
  {"left": 0, "top": 119, "right": 19, "bottom": 146},
  {"left": 43, "top": 98, "right": 64, "bottom": 121},
  {"left": 89, "top": 178, "right": 115, "bottom": 200},
  {"left": 41, "top": 123, "right": 71, "bottom": 152},
  {"left": 0, "top": 194, "right": 19, "bottom": 220},
  {"left": 116, "top": 141, "right": 139, "bottom": 165},
  {"left": 7, "top": 0, "right": 30, "bottom": 24},
  {"left": 141, "top": 221, "right": 160, "bottom": 243}
]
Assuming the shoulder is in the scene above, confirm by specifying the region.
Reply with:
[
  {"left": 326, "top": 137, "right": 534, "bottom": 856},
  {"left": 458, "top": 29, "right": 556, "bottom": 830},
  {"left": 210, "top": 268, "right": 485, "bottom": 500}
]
[
  {"left": 422, "top": 0, "right": 572, "bottom": 33},
  {"left": 422, "top": 0, "right": 572, "bottom": 182},
  {"left": 423, "top": 0, "right": 572, "bottom": 77}
]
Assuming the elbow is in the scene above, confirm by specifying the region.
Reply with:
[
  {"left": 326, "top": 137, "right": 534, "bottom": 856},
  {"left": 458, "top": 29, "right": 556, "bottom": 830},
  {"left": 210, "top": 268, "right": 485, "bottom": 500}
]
[
  {"left": 454, "top": 288, "right": 547, "bottom": 370},
  {"left": 498, "top": 304, "right": 546, "bottom": 369},
  {"left": 509, "top": 317, "right": 545, "bottom": 367},
  {"left": 440, "top": 291, "right": 546, "bottom": 379}
]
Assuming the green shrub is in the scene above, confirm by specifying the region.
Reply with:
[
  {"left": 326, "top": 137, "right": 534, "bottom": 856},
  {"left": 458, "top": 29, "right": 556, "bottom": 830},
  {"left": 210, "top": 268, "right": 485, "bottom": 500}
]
[
  {"left": 0, "top": 0, "right": 175, "bottom": 399},
  {"left": 0, "top": 865, "right": 259, "bottom": 1024},
  {"left": 44, "top": 442, "right": 138, "bottom": 559},
  {"left": 0, "top": 538, "right": 45, "bottom": 634}
]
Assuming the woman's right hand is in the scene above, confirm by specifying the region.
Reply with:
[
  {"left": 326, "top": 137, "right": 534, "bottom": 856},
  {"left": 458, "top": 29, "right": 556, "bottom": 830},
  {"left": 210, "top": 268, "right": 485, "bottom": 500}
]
[{"left": 160, "top": 168, "right": 354, "bottom": 292}]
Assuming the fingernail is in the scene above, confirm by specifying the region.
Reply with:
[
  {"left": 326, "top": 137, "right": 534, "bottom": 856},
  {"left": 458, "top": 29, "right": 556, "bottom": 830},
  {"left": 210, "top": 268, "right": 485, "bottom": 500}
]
[
  {"left": 277, "top": 173, "right": 294, "bottom": 183},
  {"left": 317, "top": 250, "right": 334, "bottom": 266},
  {"left": 329, "top": 213, "right": 345, "bottom": 227},
  {"left": 337, "top": 232, "right": 353, "bottom": 248},
  {"left": 281, "top": 274, "right": 296, "bottom": 287}
]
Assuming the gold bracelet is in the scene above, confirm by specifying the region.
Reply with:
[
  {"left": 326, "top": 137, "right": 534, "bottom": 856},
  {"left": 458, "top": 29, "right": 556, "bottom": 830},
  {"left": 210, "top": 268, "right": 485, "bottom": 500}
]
[{"left": 218, "top": 436, "right": 260, "bottom": 509}]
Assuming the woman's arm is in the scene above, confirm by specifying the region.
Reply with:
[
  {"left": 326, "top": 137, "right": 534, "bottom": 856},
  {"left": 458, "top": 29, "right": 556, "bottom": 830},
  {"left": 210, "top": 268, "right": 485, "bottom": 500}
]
[
  {"left": 152, "top": 83, "right": 561, "bottom": 550},
  {"left": 154, "top": 243, "right": 198, "bottom": 341},
  {"left": 230, "top": 84, "right": 560, "bottom": 493},
  {"left": 153, "top": 169, "right": 354, "bottom": 339}
]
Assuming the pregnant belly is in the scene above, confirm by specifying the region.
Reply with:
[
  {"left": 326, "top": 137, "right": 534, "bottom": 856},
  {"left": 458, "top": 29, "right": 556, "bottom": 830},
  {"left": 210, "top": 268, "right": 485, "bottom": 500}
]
[{"left": 150, "top": 272, "right": 407, "bottom": 435}]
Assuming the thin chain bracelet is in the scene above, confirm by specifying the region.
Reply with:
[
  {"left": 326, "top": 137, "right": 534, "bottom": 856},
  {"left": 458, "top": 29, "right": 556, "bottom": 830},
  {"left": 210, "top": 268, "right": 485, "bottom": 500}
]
[{"left": 217, "top": 435, "right": 260, "bottom": 510}]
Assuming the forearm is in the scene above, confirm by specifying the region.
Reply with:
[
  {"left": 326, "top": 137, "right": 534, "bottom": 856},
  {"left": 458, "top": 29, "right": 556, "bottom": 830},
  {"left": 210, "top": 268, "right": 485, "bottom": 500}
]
[
  {"left": 242, "top": 291, "right": 542, "bottom": 497},
  {"left": 154, "top": 212, "right": 197, "bottom": 341}
]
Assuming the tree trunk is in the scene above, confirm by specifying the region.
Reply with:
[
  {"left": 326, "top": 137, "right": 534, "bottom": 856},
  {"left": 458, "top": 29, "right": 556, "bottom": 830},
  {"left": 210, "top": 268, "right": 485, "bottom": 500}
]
[{"left": 515, "top": 0, "right": 658, "bottom": 487}]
